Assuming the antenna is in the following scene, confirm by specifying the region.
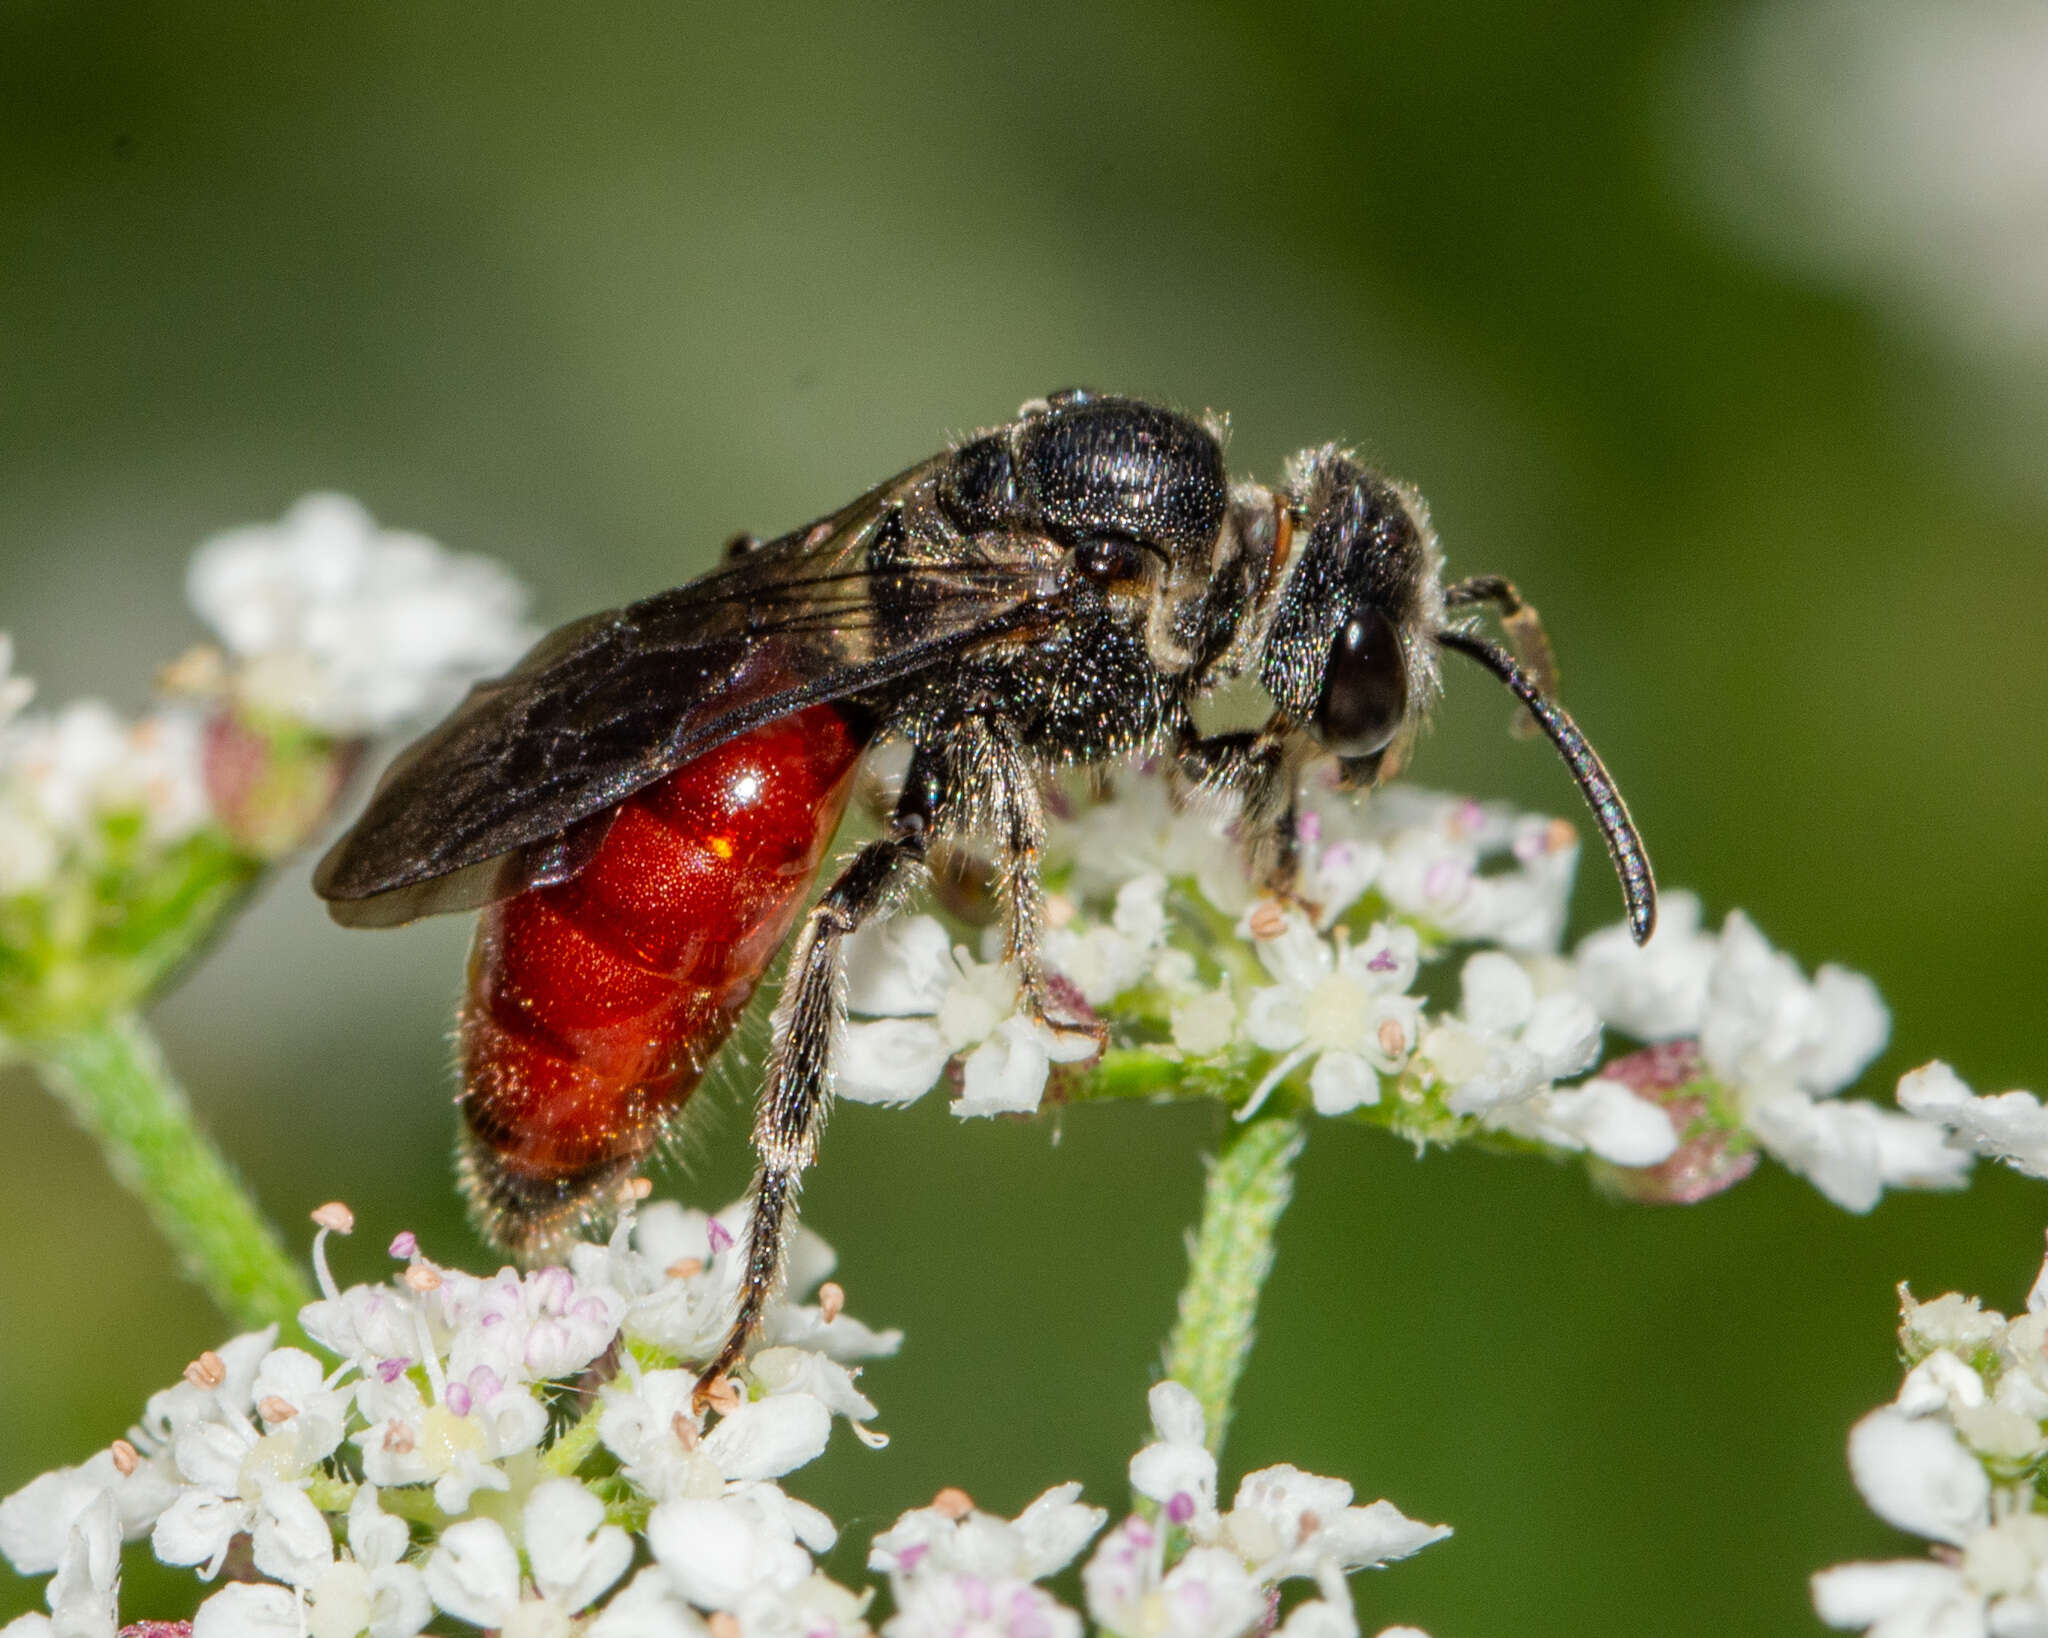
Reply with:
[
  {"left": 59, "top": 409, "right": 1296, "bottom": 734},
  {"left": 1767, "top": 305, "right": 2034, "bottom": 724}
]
[{"left": 1435, "top": 628, "right": 1657, "bottom": 945}]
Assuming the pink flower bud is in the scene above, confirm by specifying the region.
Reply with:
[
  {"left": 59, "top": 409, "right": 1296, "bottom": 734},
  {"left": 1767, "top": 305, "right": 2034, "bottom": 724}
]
[{"left": 1592, "top": 1040, "right": 1760, "bottom": 1205}]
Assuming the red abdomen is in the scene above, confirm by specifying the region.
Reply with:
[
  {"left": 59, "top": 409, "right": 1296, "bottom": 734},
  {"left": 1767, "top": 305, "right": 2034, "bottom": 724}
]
[{"left": 457, "top": 705, "right": 866, "bottom": 1253}]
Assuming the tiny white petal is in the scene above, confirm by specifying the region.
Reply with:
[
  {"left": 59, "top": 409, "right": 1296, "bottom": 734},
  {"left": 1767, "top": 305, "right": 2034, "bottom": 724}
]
[
  {"left": 836, "top": 1019, "right": 953, "bottom": 1106},
  {"left": 844, "top": 916, "right": 958, "bottom": 1017},
  {"left": 587, "top": 1568, "right": 710, "bottom": 1638},
  {"left": 525, "top": 1480, "right": 633, "bottom": 1613},
  {"left": 1810, "top": 1560, "right": 1969, "bottom": 1628},
  {"left": 1147, "top": 1381, "right": 1207, "bottom": 1449},
  {"left": 953, "top": 1018, "right": 1055, "bottom": 1118},
  {"left": 424, "top": 1517, "right": 522, "bottom": 1627},
  {"left": 1847, "top": 1408, "right": 1992, "bottom": 1546},
  {"left": 699, "top": 1395, "right": 833, "bottom": 1482},
  {"left": 192, "top": 1583, "right": 301, "bottom": 1638},
  {"left": 252, "top": 1486, "right": 334, "bottom": 1588}
]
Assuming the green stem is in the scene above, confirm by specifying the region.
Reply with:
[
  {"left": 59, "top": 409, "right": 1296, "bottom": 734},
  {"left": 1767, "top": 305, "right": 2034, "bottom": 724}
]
[
  {"left": 31, "top": 1011, "right": 313, "bottom": 1331},
  {"left": 1162, "top": 1112, "right": 1305, "bottom": 1459}
]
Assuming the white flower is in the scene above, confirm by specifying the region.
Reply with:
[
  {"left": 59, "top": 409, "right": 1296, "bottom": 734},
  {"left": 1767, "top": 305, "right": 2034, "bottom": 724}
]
[
  {"left": 1272, "top": 1566, "right": 1359, "bottom": 1638},
  {"left": 1219, "top": 1468, "right": 1449, "bottom": 1582},
  {"left": 1745, "top": 1093, "right": 1971, "bottom": 1214},
  {"left": 425, "top": 1481, "right": 631, "bottom": 1634},
  {"left": 585, "top": 1568, "right": 711, "bottom": 1638},
  {"left": 870, "top": 1484, "right": 1105, "bottom": 1584},
  {"left": 1485, "top": 1077, "right": 1681, "bottom": 1167},
  {"left": 0, "top": 696, "right": 211, "bottom": 891},
  {"left": 568, "top": 1200, "right": 898, "bottom": 1399},
  {"left": 886, "top": 1570, "right": 1082, "bottom": 1638},
  {"left": 1572, "top": 889, "right": 1715, "bottom": 1040},
  {"left": 299, "top": 1487, "right": 432, "bottom": 1638},
  {"left": 1237, "top": 910, "right": 1423, "bottom": 1118},
  {"left": 1664, "top": 911, "right": 1970, "bottom": 1212},
  {"left": 1045, "top": 874, "right": 1170, "bottom": 1007},
  {"left": 1897, "top": 1061, "right": 2048, "bottom": 1179},
  {"left": 7, "top": 1492, "right": 121, "bottom": 1638},
  {"left": 1050, "top": 771, "right": 1250, "bottom": 916},
  {"left": 838, "top": 915, "right": 1097, "bottom": 1116},
  {"left": 1418, "top": 951, "right": 1602, "bottom": 1117},
  {"left": 1702, "top": 911, "right": 1890, "bottom": 1097},
  {"left": 646, "top": 1488, "right": 830, "bottom": 1613},
  {"left": 1359, "top": 790, "right": 1580, "bottom": 954},
  {"left": 187, "top": 493, "right": 533, "bottom": 735},
  {"left": 1815, "top": 1418, "right": 2048, "bottom": 1637},
  {"left": 1849, "top": 1409, "right": 1992, "bottom": 1546},
  {"left": 1128, "top": 1382, "right": 1218, "bottom": 1528},
  {"left": 1083, "top": 1521, "right": 1266, "bottom": 1638},
  {"left": 193, "top": 1582, "right": 302, "bottom": 1638}
]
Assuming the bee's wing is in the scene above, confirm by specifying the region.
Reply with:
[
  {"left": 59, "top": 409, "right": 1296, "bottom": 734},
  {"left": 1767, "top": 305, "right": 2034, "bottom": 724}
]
[{"left": 314, "top": 467, "right": 1043, "bottom": 926}]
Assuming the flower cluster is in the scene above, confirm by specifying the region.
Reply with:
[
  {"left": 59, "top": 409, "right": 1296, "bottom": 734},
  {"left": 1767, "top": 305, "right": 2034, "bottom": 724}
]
[
  {"left": 1812, "top": 1239, "right": 2048, "bottom": 1636},
  {"left": 0, "top": 1204, "right": 1441, "bottom": 1638},
  {"left": 185, "top": 493, "right": 533, "bottom": 738},
  {"left": 836, "top": 764, "right": 1991, "bottom": 1217},
  {"left": 0, "top": 498, "right": 530, "bottom": 1037}
]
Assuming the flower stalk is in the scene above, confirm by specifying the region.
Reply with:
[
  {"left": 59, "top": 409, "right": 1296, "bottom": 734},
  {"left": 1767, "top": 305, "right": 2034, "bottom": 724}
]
[
  {"left": 1162, "top": 1112, "right": 1305, "bottom": 1458},
  {"left": 29, "top": 1011, "right": 312, "bottom": 1330}
]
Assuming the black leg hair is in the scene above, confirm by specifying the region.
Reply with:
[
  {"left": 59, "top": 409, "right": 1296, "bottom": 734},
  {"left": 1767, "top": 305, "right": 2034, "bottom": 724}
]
[
  {"left": 693, "top": 784, "right": 931, "bottom": 1401},
  {"left": 1174, "top": 719, "right": 1300, "bottom": 895}
]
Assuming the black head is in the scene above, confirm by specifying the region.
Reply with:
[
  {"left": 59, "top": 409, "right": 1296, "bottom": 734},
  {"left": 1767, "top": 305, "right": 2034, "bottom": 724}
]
[
  {"left": 1254, "top": 446, "right": 1656, "bottom": 944},
  {"left": 1257, "top": 449, "right": 1443, "bottom": 786}
]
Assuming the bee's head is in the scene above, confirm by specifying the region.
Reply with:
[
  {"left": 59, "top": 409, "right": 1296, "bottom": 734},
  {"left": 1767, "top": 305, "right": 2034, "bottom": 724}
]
[
  {"left": 1256, "top": 449, "right": 1443, "bottom": 787},
  {"left": 1256, "top": 446, "right": 1656, "bottom": 943}
]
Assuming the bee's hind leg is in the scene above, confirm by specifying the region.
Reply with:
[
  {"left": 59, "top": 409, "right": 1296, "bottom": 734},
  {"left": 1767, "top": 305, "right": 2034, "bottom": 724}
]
[{"left": 692, "top": 778, "right": 932, "bottom": 1405}]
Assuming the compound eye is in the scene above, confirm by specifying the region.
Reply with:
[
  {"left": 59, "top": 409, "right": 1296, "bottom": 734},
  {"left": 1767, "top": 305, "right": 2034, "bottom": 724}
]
[
  {"left": 1314, "top": 608, "right": 1408, "bottom": 757},
  {"left": 1074, "top": 534, "right": 1148, "bottom": 583}
]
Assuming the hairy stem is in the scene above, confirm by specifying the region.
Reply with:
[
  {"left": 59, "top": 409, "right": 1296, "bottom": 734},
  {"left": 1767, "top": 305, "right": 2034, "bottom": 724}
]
[
  {"left": 1163, "top": 1112, "right": 1305, "bottom": 1457},
  {"left": 31, "top": 1012, "right": 312, "bottom": 1330}
]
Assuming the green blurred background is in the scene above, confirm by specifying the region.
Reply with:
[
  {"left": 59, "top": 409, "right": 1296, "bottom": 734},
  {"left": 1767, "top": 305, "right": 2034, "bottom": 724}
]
[{"left": 4, "top": 3, "right": 2046, "bottom": 1633}]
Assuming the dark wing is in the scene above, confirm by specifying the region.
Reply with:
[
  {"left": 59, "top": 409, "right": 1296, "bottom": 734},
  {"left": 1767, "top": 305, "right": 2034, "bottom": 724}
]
[{"left": 314, "top": 463, "right": 1040, "bottom": 926}]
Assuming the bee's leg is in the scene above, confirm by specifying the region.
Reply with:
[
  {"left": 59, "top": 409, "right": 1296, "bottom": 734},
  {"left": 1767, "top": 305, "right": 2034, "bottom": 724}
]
[
  {"left": 1174, "top": 719, "right": 1301, "bottom": 897},
  {"left": 1445, "top": 575, "right": 1558, "bottom": 730},
  {"left": 692, "top": 776, "right": 933, "bottom": 1404}
]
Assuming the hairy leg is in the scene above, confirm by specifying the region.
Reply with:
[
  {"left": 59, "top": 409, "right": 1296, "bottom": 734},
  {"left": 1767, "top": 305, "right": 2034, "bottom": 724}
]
[
  {"left": 693, "top": 785, "right": 931, "bottom": 1401},
  {"left": 1174, "top": 719, "right": 1300, "bottom": 896}
]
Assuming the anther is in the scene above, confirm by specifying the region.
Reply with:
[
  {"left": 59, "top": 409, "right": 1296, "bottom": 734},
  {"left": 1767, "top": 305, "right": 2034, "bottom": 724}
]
[
  {"left": 670, "top": 1411, "right": 700, "bottom": 1452},
  {"left": 109, "top": 1440, "right": 139, "bottom": 1476},
  {"left": 402, "top": 1264, "right": 443, "bottom": 1293},
  {"left": 666, "top": 1256, "right": 705, "bottom": 1279},
  {"left": 258, "top": 1397, "right": 298, "bottom": 1423},
  {"left": 701, "top": 1375, "right": 741, "bottom": 1416},
  {"left": 184, "top": 1350, "right": 226, "bottom": 1389},
  {"left": 817, "top": 1281, "right": 846, "bottom": 1324},
  {"left": 1246, "top": 900, "right": 1288, "bottom": 941},
  {"left": 310, "top": 1202, "right": 355, "bottom": 1234},
  {"left": 931, "top": 1487, "right": 974, "bottom": 1520}
]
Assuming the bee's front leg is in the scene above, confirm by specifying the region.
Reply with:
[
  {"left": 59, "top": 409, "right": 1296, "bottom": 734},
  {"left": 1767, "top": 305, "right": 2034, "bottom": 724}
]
[
  {"left": 954, "top": 722, "right": 1102, "bottom": 1049},
  {"left": 1173, "top": 718, "right": 1303, "bottom": 901}
]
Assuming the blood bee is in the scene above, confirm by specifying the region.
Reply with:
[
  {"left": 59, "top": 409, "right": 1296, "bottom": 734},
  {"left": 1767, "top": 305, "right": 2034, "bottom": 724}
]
[{"left": 316, "top": 390, "right": 1657, "bottom": 1393}]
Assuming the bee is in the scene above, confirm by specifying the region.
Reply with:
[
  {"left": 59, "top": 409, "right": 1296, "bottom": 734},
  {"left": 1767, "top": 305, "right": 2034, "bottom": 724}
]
[{"left": 315, "top": 390, "right": 1655, "bottom": 1396}]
